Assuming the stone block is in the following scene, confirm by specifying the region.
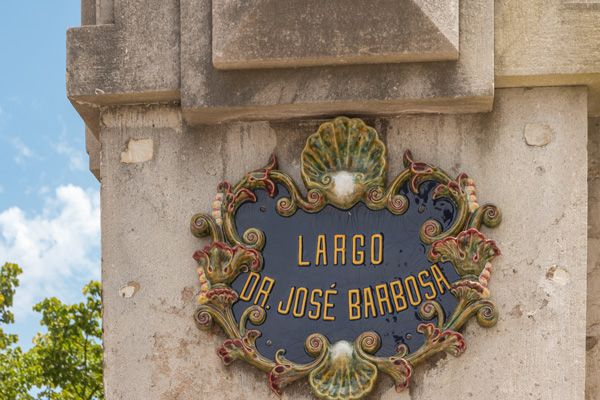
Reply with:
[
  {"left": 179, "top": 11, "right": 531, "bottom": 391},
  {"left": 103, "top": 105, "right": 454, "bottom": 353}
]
[
  {"left": 495, "top": 0, "right": 600, "bottom": 116},
  {"left": 181, "top": 0, "right": 494, "bottom": 124},
  {"left": 66, "top": 0, "right": 180, "bottom": 136},
  {"left": 212, "top": 0, "right": 459, "bottom": 70},
  {"left": 587, "top": 117, "right": 600, "bottom": 400},
  {"left": 120, "top": 138, "right": 154, "bottom": 164},
  {"left": 67, "top": 0, "right": 179, "bottom": 101},
  {"left": 100, "top": 88, "right": 587, "bottom": 399},
  {"left": 85, "top": 127, "right": 100, "bottom": 181},
  {"left": 81, "top": 0, "right": 96, "bottom": 25}
]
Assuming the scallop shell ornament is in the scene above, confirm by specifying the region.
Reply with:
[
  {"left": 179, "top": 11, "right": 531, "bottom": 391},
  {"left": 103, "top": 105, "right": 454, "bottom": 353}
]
[
  {"left": 301, "top": 117, "right": 387, "bottom": 209},
  {"left": 309, "top": 341, "right": 378, "bottom": 400}
]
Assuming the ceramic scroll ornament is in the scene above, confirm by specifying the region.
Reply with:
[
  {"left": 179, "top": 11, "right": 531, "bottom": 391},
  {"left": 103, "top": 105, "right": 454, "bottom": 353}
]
[{"left": 190, "top": 117, "right": 501, "bottom": 399}]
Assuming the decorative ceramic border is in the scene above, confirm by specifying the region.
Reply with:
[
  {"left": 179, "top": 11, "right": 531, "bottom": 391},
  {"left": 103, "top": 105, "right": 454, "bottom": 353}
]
[{"left": 190, "top": 117, "right": 501, "bottom": 399}]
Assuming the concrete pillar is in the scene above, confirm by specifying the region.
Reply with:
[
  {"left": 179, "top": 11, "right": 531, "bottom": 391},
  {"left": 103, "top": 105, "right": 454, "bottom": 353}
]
[
  {"left": 66, "top": 0, "right": 599, "bottom": 399},
  {"left": 588, "top": 117, "right": 600, "bottom": 400}
]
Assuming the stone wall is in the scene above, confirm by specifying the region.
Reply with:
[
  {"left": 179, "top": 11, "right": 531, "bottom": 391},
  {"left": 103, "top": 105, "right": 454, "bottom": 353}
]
[
  {"left": 495, "top": 0, "right": 600, "bottom": 116},
  {"left": 68, "top": 1, "right": 600, "bottom": 398},
  {"left": 99, "top": 88, "right": 588, "bottom": 399},
  {"left": 588, "top": 117, "right": 600, "bottom": 400}
]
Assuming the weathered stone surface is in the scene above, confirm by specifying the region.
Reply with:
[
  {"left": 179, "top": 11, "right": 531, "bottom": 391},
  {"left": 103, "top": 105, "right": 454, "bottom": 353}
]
[
  {"left": 212, "top": 0, "right": 458, "bottom": 70},
  {"left": 384, "top": 88, "right": 588, "bottom": 399},
  {"left": 120, "top": 138, "right": 154, "bottom": 164},
  {"left": 68, "top": 0, "right": 495, "bottom": 129},
  {"left": 67, "top": 0, "right": 179, "bottom": 101},
  {"left": 523, "top": 123, "right": 554, "bottom": 147},
  {"left": 81, "top": 0, "right": 113, "bottom": 25},
  {"left": 100, "top": 88, "right": 587, "bottom": 399},
  {"left": 495, "top": 0, "right": 600, "bottom": 116},
  {"left": 181, "top": 0, "right": 494, "bottom": 124},
  {"left": 587, "top": 117, "right": 600, "bottom": 400},
  {"left": 85, "top": 127, "right": 100, "bottom": 180},
  {"left": 66, "top": 0, "right": 180, "bottom": 135},
  {"left": 118, "top": 281, "right": 140, "bottom": 299},
  {"left": 95, "top": 0, "right": 114, "bottom": 25},
  {"left": 81, "top": 0, "right": 96, "bottom": 25}
]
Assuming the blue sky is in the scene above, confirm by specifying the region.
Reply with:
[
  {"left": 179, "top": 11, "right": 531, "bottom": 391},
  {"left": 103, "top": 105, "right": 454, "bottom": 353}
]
[{"left": 0, "top": 2, "right": 100, "bottom": 346}]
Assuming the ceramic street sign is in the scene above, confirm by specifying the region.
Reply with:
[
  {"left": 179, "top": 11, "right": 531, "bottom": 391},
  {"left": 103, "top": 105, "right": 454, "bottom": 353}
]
[{"left": 190, "top": 117, "right": 501, "bottom": 400}]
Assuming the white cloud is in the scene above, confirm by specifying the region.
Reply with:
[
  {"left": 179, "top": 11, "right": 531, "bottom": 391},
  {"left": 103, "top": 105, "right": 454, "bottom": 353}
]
[
  {"left": 0, "top": 185, "right": 100, "bottom": 315},
  {"left": 54, "top": 140, "right": 86, "bottom": 171},
  {"left": 11, "top": 137, "right": 33, "bottom": 164},
  {"left": 37, "top": 185, "right": 49, "bottom": 196},
  {"left": 53, "top": 115, "right": 86, "bottom": 171}
]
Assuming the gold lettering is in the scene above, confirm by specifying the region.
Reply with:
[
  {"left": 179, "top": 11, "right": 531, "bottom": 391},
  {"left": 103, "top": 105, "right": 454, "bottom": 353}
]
[
  {"left": 352, "top": 234, "right": 365, "bottom": 265},
  {"left": 390, "top": 281, "right": 408, "bottom": 312},
  {"left": 254, "top": 276, "right": 275, "bottom": 307},
  {"left": 418, "top": 270, "right": 437, "bottom": 300},
  {"left": 375, "top": 283, "right": 393, "bottom": 315},
  {"left": 363, "top": 287, "right": 377, "bottom": 318},
  {"left": 333, "top": 234, "right": 346, "bottom": 265},
  {"left": 348, "top": 289, "right": 361, "bottom": 321},
  {"left": 323, "top": 289, "right": 337, "bottom": 321},
  {"left": 277, "top": 287, "right": 294, "bottom": 315},
  {"left": 297, "top": 235, "right": 310, "bottom": 267},
  {"left": 239, "top": 272, "right": 260, "bottom": 302},
  {"left": 371, "top": 233, "right": 383, "bottom": 265},
  {"left": 431, "top": 264, "right": 451, "bottom": 294},
  {"left": 307, "top": 289, "right": 323, "bottom": 320},
  {"left": 404, "top": 276, "right": 422, "bottom": 306},
  {"left": 292, "top": 287, "right": 308, "bottom": 317},
  {"left": 315, "top": 234, "right": 327, "bottom": 266}
]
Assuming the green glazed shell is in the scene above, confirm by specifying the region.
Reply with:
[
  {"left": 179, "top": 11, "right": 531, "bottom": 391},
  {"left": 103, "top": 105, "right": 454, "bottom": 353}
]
[
  {"left": 309, "top": 341, "right": 378, "bottom": 400},
  {"left": 301, "top": 117, "right": 386, "bottom": 209}
]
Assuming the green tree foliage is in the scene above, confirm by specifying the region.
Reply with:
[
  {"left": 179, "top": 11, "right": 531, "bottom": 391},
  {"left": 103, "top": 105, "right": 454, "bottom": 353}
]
[
  {"left": 29, "top": 282, "right": 103, "bottom": 400},
  {"left": 0, "top": 263, "right": 33, "bottom": 399},
  {"left": 0, "top": 263, "right": 103, "bottom": 400}
]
